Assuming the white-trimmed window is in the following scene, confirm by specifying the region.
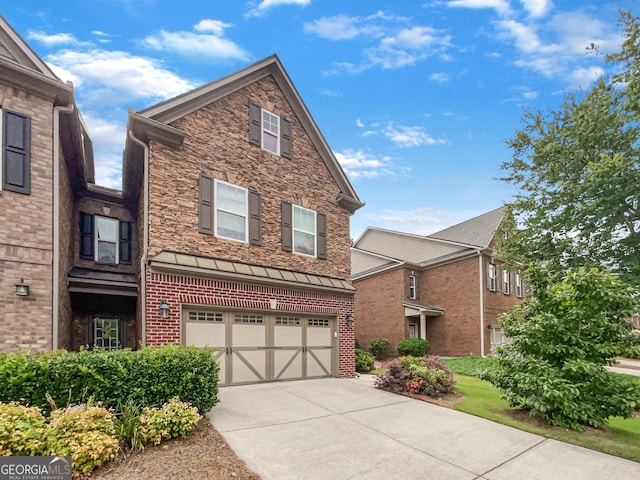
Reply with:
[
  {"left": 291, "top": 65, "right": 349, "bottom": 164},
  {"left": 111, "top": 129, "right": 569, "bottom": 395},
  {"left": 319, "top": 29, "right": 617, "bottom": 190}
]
[
  {"left": 487, "top": 263, "right": 497, "bottom": 291},
  {"left": 215, "top": 179, "right": 248, "bottom": 242},
  {"left": 293, "top": 205, "right": 317, "bottom": 256},
  {"left": 515, "top": 272, "right": 523, "bottom": 297},
  {"left": 96, "top": 216, "right": 118, "bottom": 264},
  {"left": 408, "top": 274, "right": 416, "bottom": 299},
  {"left": 262, "top": 109, "right": 280, "bottom": 154},
  {"left": 93, "top": 317, "right": 120, "bottom": 351},
  {"left": 502, "top": 269, "right": 510, "bottom": 295}
]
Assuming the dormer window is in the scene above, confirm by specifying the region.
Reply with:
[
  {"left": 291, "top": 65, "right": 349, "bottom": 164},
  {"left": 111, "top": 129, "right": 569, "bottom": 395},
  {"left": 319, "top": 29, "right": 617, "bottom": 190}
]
[{"left": 262, "top": 109, "right": 280, "bottom": 154}]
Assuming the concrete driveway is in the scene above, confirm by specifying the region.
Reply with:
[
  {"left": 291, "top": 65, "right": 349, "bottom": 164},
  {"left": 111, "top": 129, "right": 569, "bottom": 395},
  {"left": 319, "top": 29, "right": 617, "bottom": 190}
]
[{"left": 207, "top": 377, "right": 640, "bottom": 480}]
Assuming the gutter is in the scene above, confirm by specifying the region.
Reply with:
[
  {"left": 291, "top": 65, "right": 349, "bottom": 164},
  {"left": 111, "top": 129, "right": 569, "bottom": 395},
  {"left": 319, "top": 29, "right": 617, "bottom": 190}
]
[
  {"left": 128, "top": 130, "right": 149, "bottom": 346},
  {"left": 478, "top": 251, "right": 485, "bottom": 357},
  {"left": 52, "top": 103, "right": 75, "bottom": 350}
]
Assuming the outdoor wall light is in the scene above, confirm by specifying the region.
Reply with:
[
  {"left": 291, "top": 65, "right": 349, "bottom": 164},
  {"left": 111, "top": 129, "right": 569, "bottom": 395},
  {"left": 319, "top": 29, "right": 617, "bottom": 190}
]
[
  {"left": 15, "top": 278, "right": 29, "bottom": 297},
  {"left": 345, "top": 314, "right": 354, "bottom": 328},
  {"left": 159, "top": 299, "right": 170, "bottom": 319}
]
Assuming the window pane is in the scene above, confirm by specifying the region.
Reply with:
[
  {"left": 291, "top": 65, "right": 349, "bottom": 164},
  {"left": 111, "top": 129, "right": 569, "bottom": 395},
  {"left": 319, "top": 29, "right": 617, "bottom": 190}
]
[
  {"left": 263, "top": 111, "right": 279, "bottom": 135},
  {"left": 217, "top": 182, "right": 246, "bottom": 215},
  {"left": 294, "top": 206, "right": 315, "bottom": 233},
  {"left": 97, "top": 240, "right": 116, "bottom": 263},
  {"left": 217, "top": 211, "right": 245, "bottom": 240},
  {"left": 263, "top": 132, "right": 277, "bottom": 153},
  {"left": 294, "top": 231, "right": 315, "bottom": 255},
  {"left": 96, "top": 217, "right": 117, "bottom": 241}
]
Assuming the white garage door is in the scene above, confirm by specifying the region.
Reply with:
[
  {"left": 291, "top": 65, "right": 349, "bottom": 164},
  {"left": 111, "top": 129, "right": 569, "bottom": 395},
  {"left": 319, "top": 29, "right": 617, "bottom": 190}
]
[{"left": 184, "top": 309, "right": 336, "bottom": 386}]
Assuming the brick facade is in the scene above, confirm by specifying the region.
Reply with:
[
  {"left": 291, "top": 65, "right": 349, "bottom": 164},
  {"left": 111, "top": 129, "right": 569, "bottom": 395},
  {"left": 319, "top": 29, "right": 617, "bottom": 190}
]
[{"left": 0, "top": 85, "right": 54, "bottom": 352}]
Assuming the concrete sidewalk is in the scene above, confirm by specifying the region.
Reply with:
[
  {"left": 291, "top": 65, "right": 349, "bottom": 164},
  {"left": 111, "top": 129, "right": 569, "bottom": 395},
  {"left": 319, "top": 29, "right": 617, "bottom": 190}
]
[
  {"left": 608, "top": 358, "right": 640, "bottom": 377},
  {"left": 207, "top": 378, "right": 640, "bottom": 480}
]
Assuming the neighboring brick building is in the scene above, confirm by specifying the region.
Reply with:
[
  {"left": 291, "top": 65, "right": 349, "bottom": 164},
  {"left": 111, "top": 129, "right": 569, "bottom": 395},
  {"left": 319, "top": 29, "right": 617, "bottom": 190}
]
[
  {"left": 352, "top": 208, "right": 524, "bottom": 357},
  {"left": 1, "top": 15, "right": 363, "bottom": 384}
]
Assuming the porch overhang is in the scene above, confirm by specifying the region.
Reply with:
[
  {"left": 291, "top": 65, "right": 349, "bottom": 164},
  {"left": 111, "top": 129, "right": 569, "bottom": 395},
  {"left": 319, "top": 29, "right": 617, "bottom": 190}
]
[
  {"left": 67, "top": 268, "right": 138, "bottom": 297},
  {"left": 403, "top": 302, "right": 444, "bottom": 318}
]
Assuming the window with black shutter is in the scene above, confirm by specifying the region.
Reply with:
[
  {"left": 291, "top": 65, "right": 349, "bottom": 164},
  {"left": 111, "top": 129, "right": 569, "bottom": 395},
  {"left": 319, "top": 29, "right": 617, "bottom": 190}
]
[
  {"left": 249, "top": 101, "right": 292, "bottom": 158},
  {"left": 119, "top": 220, "right": 132, "bottom": 265},
  {"left": 2, "top": 109, "right": 31, "bottom": 194}
]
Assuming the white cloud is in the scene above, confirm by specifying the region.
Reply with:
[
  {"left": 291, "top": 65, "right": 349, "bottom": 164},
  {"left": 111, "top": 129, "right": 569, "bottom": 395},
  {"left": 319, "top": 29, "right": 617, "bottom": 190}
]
[
  {"left": 46, "top": 49, "right": 195, "bottom": 105},
  {"left": 247, "top": 0, "right": 311, "bottom": 17},
  {"left": 27, "top": 31, "right": 89, "bottom": 47},
  {"left": 355, "top": 119, "right": 365, "bottom": 128},
  {"left": 335, "top": 149, "right": 400, "bottom": 180},
  {"left": 384, "top": 123, "right": 448, "bottom": 148},
  {"left": 304, "top": 15, "right": 365, "bottom": 40},
  {"left": 364, "top": 208, "right": 482, "bottom": 235},
  {"left": 567, "top": 66, "right": 604, "bottom": 89},
  {"left": 430, "top": 72, "right": 450, "bottom": 83},
  {"left": 519, "top": 0, "right": 552, "bottom": 18},
  {"left": 447, "top": 0, "right": 511, "bottom": 15},
  {"left": 142, "top": 22, "right": 248, "bottom": 61}
]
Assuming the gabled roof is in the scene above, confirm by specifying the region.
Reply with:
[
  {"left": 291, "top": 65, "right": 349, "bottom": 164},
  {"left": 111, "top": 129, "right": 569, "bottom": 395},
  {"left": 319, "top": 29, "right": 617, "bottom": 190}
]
[
  {"left": 124, "top": 54, "right": 363, "bottom": 212},
  {"left": 351, "top": 248, "right": 403, "bottom": 279},
  {"left": 428, "top": 207, "right": 504, "bottom": 248}
]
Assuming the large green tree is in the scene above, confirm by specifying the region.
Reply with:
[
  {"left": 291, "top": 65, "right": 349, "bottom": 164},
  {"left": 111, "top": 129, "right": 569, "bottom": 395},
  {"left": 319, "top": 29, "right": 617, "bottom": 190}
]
[{"left": 498, "top": 12, "right": 640, "bottom": 287}]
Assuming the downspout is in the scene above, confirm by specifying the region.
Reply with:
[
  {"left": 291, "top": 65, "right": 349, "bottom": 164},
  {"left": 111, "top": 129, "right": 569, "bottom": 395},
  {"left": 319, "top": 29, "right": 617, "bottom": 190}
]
[
  {"left": 478, "top": 251, "right": 485, "bottom": 357},
  {"left": 128, "top": 130, "right": 149, "bottom": 346},
  {"left": 52, "top": 103, "right": 75, "bottom": 351}
]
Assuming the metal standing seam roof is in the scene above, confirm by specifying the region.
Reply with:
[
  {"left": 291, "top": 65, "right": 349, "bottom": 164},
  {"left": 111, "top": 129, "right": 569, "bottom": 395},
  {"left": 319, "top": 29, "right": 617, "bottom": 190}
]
[{"left": 149, "top": 251, "right": 356, "bottom": 293}]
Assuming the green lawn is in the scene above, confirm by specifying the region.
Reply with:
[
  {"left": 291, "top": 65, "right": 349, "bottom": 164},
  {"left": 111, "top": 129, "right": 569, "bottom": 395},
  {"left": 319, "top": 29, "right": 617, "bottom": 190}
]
[{"left": 453, "top": 374, "right": 640, "bottom": 463}]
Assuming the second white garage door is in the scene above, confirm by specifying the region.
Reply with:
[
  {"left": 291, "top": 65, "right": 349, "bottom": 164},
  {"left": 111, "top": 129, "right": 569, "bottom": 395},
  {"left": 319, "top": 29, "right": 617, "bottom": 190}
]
[{"left": 184, "top": 308, "right": 336, "bottom": 386}]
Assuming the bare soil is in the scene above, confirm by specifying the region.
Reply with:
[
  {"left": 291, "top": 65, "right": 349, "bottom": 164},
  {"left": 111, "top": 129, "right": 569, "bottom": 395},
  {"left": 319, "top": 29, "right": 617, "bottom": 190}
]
[{"left": 91, "top": 418, "right": 260, "bottom": 480}]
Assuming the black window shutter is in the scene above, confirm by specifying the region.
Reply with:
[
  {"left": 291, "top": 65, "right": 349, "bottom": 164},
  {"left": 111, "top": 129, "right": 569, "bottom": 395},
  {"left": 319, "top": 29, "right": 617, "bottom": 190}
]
[
  {"left": 317, "top": 212, "right": 327, "bottom": 259},
  {"left": 79, "top": 212, "right": 94, "bottom": 260},
  {"left": 280, "top": 118, "right": 292, "bottom": 159},
  {"left": 199, "top": 173, "right": 214, "bottom": 235},
  {"left": 249, "top": 102, "right": 261, "bottom": 147},
  {"left": 2, "top": 110, "right": 31, "bottom": 194},
  {"left": 119, "top": 221, "right": 132, "bottom": 264},
  {"left": 248, "top": 190, "right": 262, "bottom": 246},
  {"left": 281, "top": 201, "right": 292, "bottom": 252}
]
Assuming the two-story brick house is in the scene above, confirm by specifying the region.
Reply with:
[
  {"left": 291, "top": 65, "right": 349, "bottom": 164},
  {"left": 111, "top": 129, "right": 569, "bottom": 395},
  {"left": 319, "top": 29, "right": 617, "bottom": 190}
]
[
  {"left": 1, "top": 14, "right": 363, "bottom": 384},
  {"left": 351, "top": 207, "right": 523, "bottom": 357}
]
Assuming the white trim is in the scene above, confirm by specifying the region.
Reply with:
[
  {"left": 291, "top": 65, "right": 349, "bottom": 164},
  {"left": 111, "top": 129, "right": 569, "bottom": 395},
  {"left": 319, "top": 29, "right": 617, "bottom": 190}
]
[
  {"left": 408, "top": 274, "right": 416, "bottom": 299},
  {"left": 95, "top": 215, "right": 119, "bottom": 264},
  {"left": 292, "top": 204, "right": 317, "bottom": 257},
  {"left": 261, "top": 108, "right": 280, "bottom": 155},
  {"left": 214, "top": 179, "right": 248, "bottom": 243},
  {"left": 515, "top": 272, "right": 523, "bottom": 297},
  {"left": 502, "top": 269, "right": 510, "bottom": 295},
  {"left": 479, "top": 253, "right": 485, "bottom": 357},
  {"left": 487, "top": 262, "right": 497, "bottom": 291}
]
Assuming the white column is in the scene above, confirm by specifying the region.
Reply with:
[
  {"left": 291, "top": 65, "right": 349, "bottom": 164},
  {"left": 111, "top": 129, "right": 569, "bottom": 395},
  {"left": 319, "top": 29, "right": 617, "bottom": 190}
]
[{"left": 420, "top": 313, "right": 427, "bottom": 340}]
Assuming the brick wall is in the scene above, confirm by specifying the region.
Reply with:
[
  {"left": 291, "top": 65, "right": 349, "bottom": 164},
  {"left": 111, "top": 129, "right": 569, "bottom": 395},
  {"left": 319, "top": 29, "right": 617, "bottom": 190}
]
[
  {"left": 353, "top": 268, "right": 407, "bottom": 355},
  {"left": 146, "top": 76, "right": 352, "bottom": 281},
  {"left": 145, "top": 272, "right": 355, "bottom": 378},
  {"left": 0, "top": 85, "right": 54, "bottom": 351},
  {"left": 57, "top": 143, "right": 74, "bottom": 350}
]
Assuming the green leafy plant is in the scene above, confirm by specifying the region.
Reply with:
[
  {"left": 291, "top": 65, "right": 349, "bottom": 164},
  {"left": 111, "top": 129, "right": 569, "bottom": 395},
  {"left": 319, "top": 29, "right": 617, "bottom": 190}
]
[
  {"left": 486, "top": 264, "right": 640, "bottom": 430},
  {"left": 376, "top": 356, "right": 455, "bottom": 397},
  {"left": 45, "top": 405, "right": 119, "bottom": 477},
  {"left": 0, "top": 402, "right": 47, "bottom": 456},
  {"left": 396, "top": 338, "right": 430, "bottom": 357},
  {"left": 0, "top": 345, "right": 219, "bottom": 414},
  {"left": 368, "top": 338, "right": 389, "bottom": 359},
  {"left": 137, "top": 397, "right": 200, "bottom": 446},
  {"left": 114, "top": 398, "right": 147, "bottom": 452},
  {"left": 355, "top": 349, "right": 375, "bottom": 372}
]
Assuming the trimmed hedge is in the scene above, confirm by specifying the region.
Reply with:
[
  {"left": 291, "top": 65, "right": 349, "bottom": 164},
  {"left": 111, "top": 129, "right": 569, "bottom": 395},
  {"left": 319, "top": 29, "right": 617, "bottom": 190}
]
[
  {"left": 396, "top": 338, "right": 430, "bottom": 357},
  {"left": 0, "top": 345, "right": 219, "bottom": 413}
]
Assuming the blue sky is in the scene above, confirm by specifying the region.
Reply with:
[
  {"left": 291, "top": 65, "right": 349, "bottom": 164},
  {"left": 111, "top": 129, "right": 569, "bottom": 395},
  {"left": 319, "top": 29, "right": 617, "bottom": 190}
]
[{"left": 4, "top": 1, "right": 635, "bottom": 238}]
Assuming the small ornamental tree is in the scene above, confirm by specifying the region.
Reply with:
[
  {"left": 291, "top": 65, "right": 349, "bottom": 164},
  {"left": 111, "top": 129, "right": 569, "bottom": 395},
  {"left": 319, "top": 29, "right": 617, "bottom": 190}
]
[{"left": 486, "top": 264, "right": 640, "bottom": 430}]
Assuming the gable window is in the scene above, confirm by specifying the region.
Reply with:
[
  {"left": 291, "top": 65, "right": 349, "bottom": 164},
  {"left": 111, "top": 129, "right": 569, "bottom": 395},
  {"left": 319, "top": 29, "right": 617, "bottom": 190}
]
[
  {"left": 80, "top": 212, "right": 132, "bottom": 264},
  {"left": 249, "top": 102, "right": 292, "bottom": 159},
  {"left": 408, "top": 274, "right": 416, "bottom": 299},
  {"left": 93, "top": 317, "right": 120, "bottom": 351},
  {"left": 487, "top": 263, "right": 497, "bottom": 291},
  {"left": 1, "top": 108, "right": 31, "bottom": 195},
  {"left": 502, "top": 269, "right": 510, "bottom": 295},
  {"left": 215, "top": 180, "right": 247, "bottom": 241},
  {"left": 515, "top": 272, "right": 523, "bottom": 297},
  {"left": 280, "top": 202, "right": 326, "bottom": 259}
]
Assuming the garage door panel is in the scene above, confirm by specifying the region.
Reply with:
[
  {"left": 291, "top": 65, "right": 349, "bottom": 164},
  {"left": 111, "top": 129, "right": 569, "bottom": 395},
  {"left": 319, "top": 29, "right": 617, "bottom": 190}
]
[
  {"left": 232, "top": 323, "right": 266, "bottom": 348},
  {"left": 274, "top": 349, "right": 303, "bottom": 380},
  {"left": 185, "top": 322, "right": 225, "bottom": 348},
  {"left": 307, "top": 348, "right": 332, "bottom": 377},
  {"left": 232, "top": 350, "right": 267, "bottom": 383}
]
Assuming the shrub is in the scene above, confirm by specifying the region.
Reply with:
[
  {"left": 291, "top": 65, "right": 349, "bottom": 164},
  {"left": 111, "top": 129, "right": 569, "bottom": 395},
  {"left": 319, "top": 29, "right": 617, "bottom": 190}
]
[
  {"left": 0, "top": 402, "right": 47, "bottom": 455},
  {"left": 355, "top": 349, "right": 375, "bottom": 372},
  {"left": 137, "top": 397, "right": 201, "bottom": 446},
  {"left": 354, "top": 338, "right": 361, "bottom": 350},
  {"left": 46, "top": 406, "right": 119, "bottom": 478},
  {"left": 368, "top": 338, "right": 389, "bottom": 359},
  {"left": 396, "top": 338, "right": 430, "bottom": 357},
  {"left": 0, "top": 345, "right": 219, "bottom": 413},
  {"left": 376, "top": 356, "right": 455, "bottom": 397},
  {"left": 114, "top": 399, "right": 147, "bottom": 452},
  {"left": 487, "top": 264, "right": 640, "bottom": 430}
]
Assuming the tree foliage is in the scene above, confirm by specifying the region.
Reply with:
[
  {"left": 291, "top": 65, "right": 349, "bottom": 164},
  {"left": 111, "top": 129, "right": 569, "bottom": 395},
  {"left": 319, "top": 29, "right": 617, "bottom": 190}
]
[
  {"left": 486, "top": 264, "right": 640, "bottom": 430},
  {"left": 498, "top": 11, "right": 640, "bottom": 287}
]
